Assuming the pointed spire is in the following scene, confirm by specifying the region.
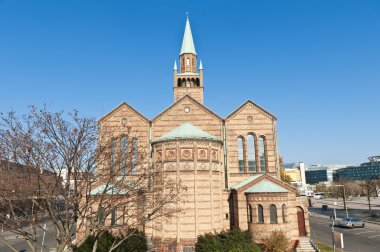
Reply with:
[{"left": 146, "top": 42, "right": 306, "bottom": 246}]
[
  {"left": 173, "top": 60, "right": 177, "bottom": 70},
  {"left": 199, "top": 60, "right": 203, "bottom": 70},
  {"left": 180, "top": 16, "right": 197, "bottom": 55}
]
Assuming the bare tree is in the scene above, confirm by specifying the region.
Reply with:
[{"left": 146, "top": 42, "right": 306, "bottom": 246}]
[
  {"left": 360, "top": 179, "right": 378, "bottom": 214},
  {"left": 0, "top": 107, "right": 185, "bottom": 252}
]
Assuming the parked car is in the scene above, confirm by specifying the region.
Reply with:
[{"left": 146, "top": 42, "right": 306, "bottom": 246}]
[{"left": 338, "top": 217, "right": 365, "bottom": 228}]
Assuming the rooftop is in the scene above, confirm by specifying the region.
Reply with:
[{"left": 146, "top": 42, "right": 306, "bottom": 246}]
[{"left": 156, "top": 123, "right": 219, "bottom": 142}]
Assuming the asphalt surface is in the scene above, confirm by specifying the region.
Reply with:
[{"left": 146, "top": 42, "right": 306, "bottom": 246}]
[
  {"left": 309, "top": 214, "right": 380, "bottom": 252},
  {"left": 0, "top": 222, "right": 57, "bottom": 252}
]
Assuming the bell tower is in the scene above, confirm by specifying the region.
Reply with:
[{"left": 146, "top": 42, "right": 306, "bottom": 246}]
[{"left": 173, "top": 17, "right": 204, "bottom": 104}]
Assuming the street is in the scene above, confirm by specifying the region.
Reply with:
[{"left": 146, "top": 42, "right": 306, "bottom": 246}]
[{"left": 309, "top": 214, "right": 380, "bottom": 252}]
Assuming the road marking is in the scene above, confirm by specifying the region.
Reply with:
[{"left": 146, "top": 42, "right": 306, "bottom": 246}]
[
  {"left": 354, "top": 230, "right": 376, "bottom": 235},
  {"left": 368, "top": 234, "right": 380, "bottom": 239}
]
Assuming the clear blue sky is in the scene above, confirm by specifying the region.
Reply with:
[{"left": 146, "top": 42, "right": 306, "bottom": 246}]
[{"left": 1, "top": 0, "right": 379, "bottom": 165}]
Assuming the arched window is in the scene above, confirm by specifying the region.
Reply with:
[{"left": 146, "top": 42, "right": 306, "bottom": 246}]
[
  {"left": 177, "top": 78, "right": 182, "bottom": 87},
  {"left": 237, "top": 137, "right": 244, "bottom": 173},
  {"left": 120, "top": 136, "right": 128, "bottom": 175},
  {"left": 191, "top": 78, "right": 195, "bottom": 86},
  {"left": 270, "top": 204, "right": 277, "bottom": 224},
  {"left": 248, "top": 204, "right": 253, "bottom": 223},
  {"left": 247, "top": 134, "right": 256, "bottom": 172},
  {"left": 186, "top": 58, "right": 190, "bottom": 66},
  {"left": 259, "top": 136, "right": 266, "bottom": 172},
  {"left": 258, "top": 204, "right": 264, "bottom": 223},
  {"left": 111, "top": 208, "right": 117, "bottom": 226},
  {"left": 196, "top": 78, "right": 200, "bottom": 86},
  {"left": 110, "top": 138, "right": 116, "bottom": 175},
  {"left": 98, "top": 207, "right": 105, "bottom": 226},
  {"left": 131, "top": 138, "right": 138, "bottom": 175},
  {"left": 282, "top": 204, "right": 286, "bottom": 223}
]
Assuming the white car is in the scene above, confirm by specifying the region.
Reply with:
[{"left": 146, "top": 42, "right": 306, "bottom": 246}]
[{"left": 338, "top": 217, "right": 365, "bottom": 228}]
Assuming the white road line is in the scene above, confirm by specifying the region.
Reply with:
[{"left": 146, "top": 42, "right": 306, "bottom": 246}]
[
  {"left": 368, "top": 234, "right": 380, "bottom": 239},
  {"left": 354, "top": 230, "right": 376, "bottom": 235}
]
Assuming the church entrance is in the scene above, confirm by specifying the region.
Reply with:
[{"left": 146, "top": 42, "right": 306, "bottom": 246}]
[{"left": 297, "top": 207, "right": 306, "bottom": 236}]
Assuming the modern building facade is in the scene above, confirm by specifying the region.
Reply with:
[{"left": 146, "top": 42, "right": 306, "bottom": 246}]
[
  {"left": 334, "top": 156, "right": 380, "bottom": 181},
  {"left": 77, "top": 17, "right": 310, "bottom": 251}
]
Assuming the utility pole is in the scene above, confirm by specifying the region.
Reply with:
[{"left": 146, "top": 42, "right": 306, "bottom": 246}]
[{"left": 336, "top": 185, "right": 348, "bottom": 218}]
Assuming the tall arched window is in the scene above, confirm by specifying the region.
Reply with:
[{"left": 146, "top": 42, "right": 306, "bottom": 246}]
[
  {"left": 282, "top": 204, "right": 286, "bottom": 223},
  {"left": 110, "top": 138, "right": 116, "bottom": 175},
  {"left": 259, "top": 136, "right": 266, "bottom": 172},
  {"left": 237, "top": 137, "right": 244, "bottom": 173},
  {"left": 131, "top": 138, "right": 138, "bottom": 175},
  {"left": 247, "top": 134, "right": 256, "bottom": 172},
  {"left": 248, "top": 204, "right": 253, "bottom": 223},
  {"left": 270, "top": 204, "right": 277, "bottom": 224},
  {"left": 186, "top": 58, "right": 190, "bottom": 66},
  {"left": 258, "top": 204, "right": 264, "bottom": 223},
  {"left": 120, "top": 136, "right": 128, "bottom": 175}
]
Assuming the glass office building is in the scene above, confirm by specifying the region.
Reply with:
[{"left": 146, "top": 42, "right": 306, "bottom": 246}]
[{"left": 334, "top": 156, "right": 380, "bottom": 181}]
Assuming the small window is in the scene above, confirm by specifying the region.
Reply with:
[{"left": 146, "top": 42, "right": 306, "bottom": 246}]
[
  {"left": 186, "top": 58, "right": 190, "bottom": 66},
  {"left": 98, "top": 207, "right": 105, "bottom": 226},
  {"left": 111, "top": 208, "right": 117, "bottom": 226},
  {"left": 270, "top": 204, "right": 277, "bottom": 224},
  {"left": 248, "top": 204, "right": 253, "bottom": 223},
  {"left": 258, "top": 204, "right": 264, "bottom": 223},
  {"left": 282, "top": 204, "right": 286, "bottom": 223}
]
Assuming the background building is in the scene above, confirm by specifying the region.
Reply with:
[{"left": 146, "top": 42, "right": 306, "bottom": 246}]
[{"left": 334, "top": 156, "right": 380, "bottom": 181}]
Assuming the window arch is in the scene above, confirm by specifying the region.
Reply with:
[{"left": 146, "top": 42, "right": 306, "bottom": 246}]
[
  {"left": 120, "top": 136, "right": 128, "bottom": 175},
  {"left": 270, "top": 204, "right": 277, "bottom": 224},
  {"left": 282, "top": 204, "right": 286, "bottom": 223},
  {"left": 110, "top": 137, "right": 116, "bottom": 175},
  {"left": 237, "top": 137, "right": 244, "bottom": 173},
  {"left": 258, "top": 204, "right": 264, "bottom": 223},
  {"left": 247, "top": 134, "right": 256, "bottom": 172},
  {"left": 259, "top": 136, "right": 266, "bottom": 172},
  {"left": 131, "top": 138, "right": 138, "bottom": 175},
  {"left": 248, "top": 204, "right": 253, "bottom": 223}
]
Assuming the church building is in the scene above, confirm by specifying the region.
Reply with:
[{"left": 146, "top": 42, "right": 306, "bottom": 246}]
[{"left": 81, "top": 17, "right": 310, "bottom": 252}]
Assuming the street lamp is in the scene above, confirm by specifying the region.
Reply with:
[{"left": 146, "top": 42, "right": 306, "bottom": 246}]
[{"left": 336, "top": 184, "right": 348, "bottom": 218}]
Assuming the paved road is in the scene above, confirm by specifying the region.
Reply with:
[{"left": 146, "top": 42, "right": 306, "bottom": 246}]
[
  {"left": 309, "top": 214, "right": 380, "bottom": 252},
  {"left": 0, "top": 222, "right": 57, "bottom": 252}
]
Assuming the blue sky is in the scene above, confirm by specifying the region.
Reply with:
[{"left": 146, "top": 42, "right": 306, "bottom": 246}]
[{"left": 0, "top": 0, "right": 379, "bottom": 164}]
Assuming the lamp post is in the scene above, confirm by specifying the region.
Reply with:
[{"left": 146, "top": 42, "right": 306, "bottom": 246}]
[{"left": 336, "top": 185, "right": 348, "bottom": 218}]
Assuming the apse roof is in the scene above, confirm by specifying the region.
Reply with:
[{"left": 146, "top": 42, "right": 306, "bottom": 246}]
[
  {"left": 156, "top": 123, "right": 218, "bottom": 142},
  {"left": 245, "top": 179, "right": 288, "bottom": 193},
  {"left": 229, "top": 174, "right": 263, "bottom": 190}
]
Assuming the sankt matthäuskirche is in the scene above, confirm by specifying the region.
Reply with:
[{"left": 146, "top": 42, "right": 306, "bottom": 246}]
[{"left": 77, "top": 17, "right": 311, "bottom": 251}]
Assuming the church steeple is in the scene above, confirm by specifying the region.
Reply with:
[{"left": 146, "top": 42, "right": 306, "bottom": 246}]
[
  {"left": 174, "top": 16, "right": 204, "bottom": 104},
  {"left": 180, "top": 17, "right": 197, "bottom": 55}
]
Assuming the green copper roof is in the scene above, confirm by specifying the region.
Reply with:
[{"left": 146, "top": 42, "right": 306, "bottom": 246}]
[
  {"left": 156, "top": 123, "right": 218, "bottom": 142},
  {"left": 89, "top": 182, "right": 128, "bottom": 195},
  {"left": 245, "top": 179, "right": 288, "bottom": 193},
  {"left": 180, "top": 17, "right": 196, "bottom": 55},
  {"left": 230, "top": 174, "right": 263, "bottom": 190}
]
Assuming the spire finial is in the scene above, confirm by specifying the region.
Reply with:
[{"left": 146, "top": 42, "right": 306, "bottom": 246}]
[
  {"left": 173, "top": 60, "right": 177, "bottom": 70},
  {"left": 180, "top": 15, "right": 196, "bottom": 55},
  {"left": 199, "top": 60, "right": 203, "bottom": 70},
  {"left": 185, "top": 12, "right": 189, "bottom": 17}
]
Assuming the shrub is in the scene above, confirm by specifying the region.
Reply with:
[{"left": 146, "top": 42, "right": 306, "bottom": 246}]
[
  {"left": 260, "top": 231, "right": 290, "bottom": 252},
  {"left": 75, "top": 230, "right": 147, "bottom": 252},
  {"left": 195, "top": 229, "right": 261, "bottom": 252}
]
